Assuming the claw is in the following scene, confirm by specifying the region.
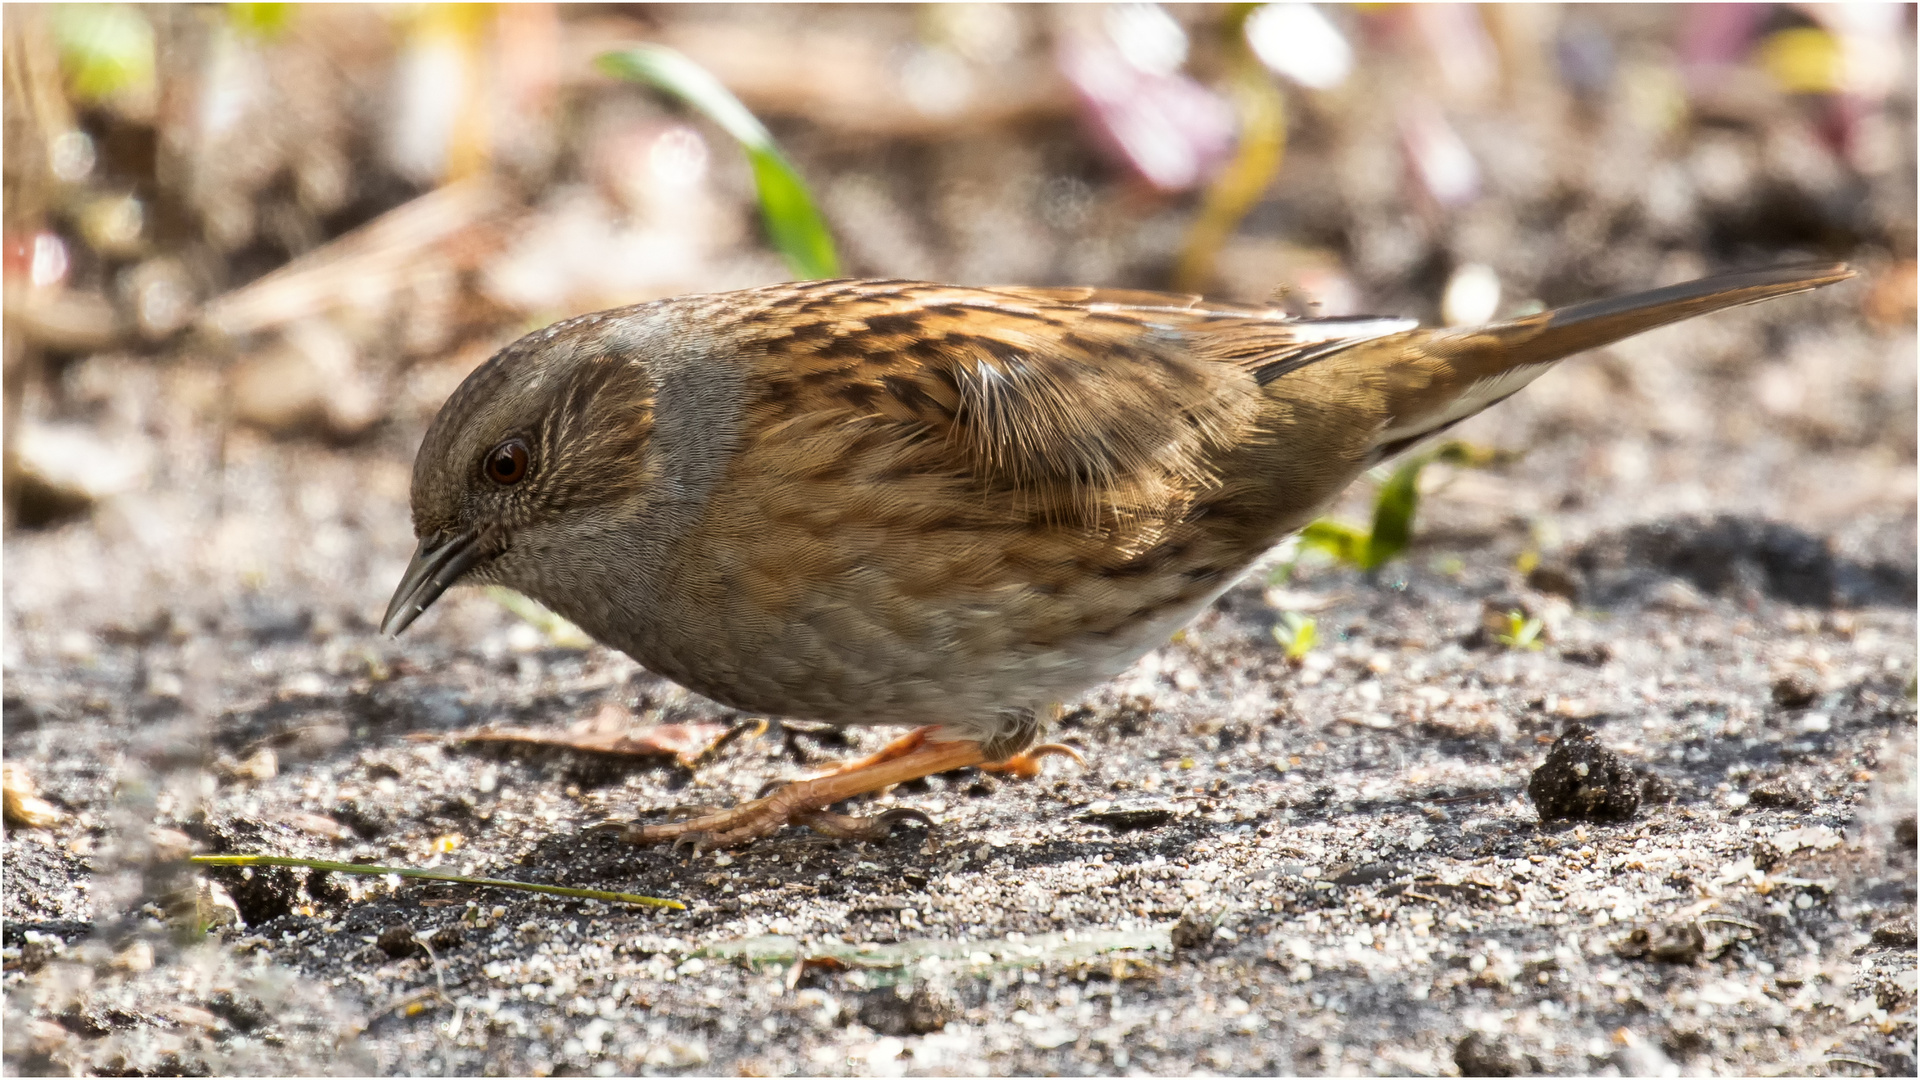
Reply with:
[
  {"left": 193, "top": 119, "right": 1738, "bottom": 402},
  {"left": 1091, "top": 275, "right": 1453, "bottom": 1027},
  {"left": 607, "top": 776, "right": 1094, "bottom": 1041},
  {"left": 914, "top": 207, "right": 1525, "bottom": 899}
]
[
  {"left": 790, "top": 805, "right": 935, "bottom": 842},
  {"left": 670, "top": 833, "right": 714, "bottom": 858},
  {"left": 873, "top": 806, "right": 937, "bottom": 835},
  {"left": 1027, "top": 742, "right": 1087, "bottom": 767},
  {"left": 586, "top": 806, "right": 724, "bottom": 843},
  {"left": 981, "top": 742, "right": 1087, "bottom": 779}
]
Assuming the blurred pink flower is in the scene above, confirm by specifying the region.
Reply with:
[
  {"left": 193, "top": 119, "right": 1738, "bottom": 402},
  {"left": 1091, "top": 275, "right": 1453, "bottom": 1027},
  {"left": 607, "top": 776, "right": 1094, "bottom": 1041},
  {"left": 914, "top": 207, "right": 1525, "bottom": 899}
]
[{"left": 1058, "top": 24, "right": 1235, "bottom": 193}]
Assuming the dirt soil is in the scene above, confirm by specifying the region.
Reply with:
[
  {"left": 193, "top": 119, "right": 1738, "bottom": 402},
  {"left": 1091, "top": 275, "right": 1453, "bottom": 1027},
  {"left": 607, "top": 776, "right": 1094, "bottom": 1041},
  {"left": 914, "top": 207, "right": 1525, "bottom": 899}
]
[{"left": 4, "top": 6, "right": 1918, "bottom": 1078}]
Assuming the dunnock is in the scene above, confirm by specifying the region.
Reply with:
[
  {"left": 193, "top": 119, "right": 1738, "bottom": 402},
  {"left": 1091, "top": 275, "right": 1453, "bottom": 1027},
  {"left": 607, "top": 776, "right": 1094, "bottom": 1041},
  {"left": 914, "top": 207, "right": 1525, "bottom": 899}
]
[{"left": 385, "top": 263, "right": 1851, "bottom": 849}]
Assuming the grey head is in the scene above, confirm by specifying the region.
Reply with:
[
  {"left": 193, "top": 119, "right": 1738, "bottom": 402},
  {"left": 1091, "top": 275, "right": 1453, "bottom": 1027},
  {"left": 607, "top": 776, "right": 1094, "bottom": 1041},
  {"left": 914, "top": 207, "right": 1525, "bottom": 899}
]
[{"left": 380, "top": 308, "right": 666, "bottom": 636}]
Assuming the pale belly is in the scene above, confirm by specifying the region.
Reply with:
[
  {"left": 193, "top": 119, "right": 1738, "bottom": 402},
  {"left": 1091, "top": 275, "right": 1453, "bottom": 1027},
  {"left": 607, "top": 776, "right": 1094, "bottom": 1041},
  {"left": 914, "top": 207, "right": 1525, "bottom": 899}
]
[
  {"left": 509, "top": 487, "right": 1282, "bottom": 747},
  {"left": 573, "top": 557, "right": 1250, "bottom": 744}
]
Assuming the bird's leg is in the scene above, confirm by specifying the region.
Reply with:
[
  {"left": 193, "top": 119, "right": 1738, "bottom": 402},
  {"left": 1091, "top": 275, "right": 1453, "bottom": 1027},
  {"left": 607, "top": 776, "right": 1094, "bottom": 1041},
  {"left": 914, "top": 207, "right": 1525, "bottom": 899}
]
[
  {"left": 793, "top": 728, "right": 1082, "bottom": 787},
  {"left": 621, "top": 736, "right": 991, "bottom": 851},
  {"left": 802, "top": 725, "right": 937, "bottom": 780},
  {"left": 749, "top": 726, "right": 940, "bottom": 798}
]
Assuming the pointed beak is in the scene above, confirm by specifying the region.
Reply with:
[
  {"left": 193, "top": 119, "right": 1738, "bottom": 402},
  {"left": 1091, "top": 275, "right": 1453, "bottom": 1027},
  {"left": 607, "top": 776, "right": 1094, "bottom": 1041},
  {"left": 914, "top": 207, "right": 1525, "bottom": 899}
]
[{"left": 381, "top": 529, "right": 489, "bottom": 636}]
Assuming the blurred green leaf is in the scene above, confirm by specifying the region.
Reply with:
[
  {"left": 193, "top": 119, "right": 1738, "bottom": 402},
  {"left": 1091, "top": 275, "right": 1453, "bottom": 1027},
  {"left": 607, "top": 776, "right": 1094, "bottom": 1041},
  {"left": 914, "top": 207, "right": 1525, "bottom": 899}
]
[
  {"left": 1367, "top": 440, "right": 1510, "bottom": 570},
  {"left": 485, "top": 586, "right": 592, "bottom": 649},
  {"left": 1363, "top": 450, "right": 1428, "bottom": 570},
  {"left": 1272, "top": 611, "right": 1317, "bottom": 660},
  {"left": 1298, "top": 519, "right": 1368, "bottom": 568},
  {"left": 1302, "top": 440, "right": 1508, "bottom": 574},
  {"left": 1495, "top": 610, "right": 1545, "bottom": 651},
  {"left": 228, "top": 3, "right": 294, "bottom": 41},
  {"left": 1172, "top": 2, "right": 1286, "bottom": 293},
  {"left": 597, "top": 45, "right": 841, "bottom": 280},
  {"left": 52, "top": 4, "right": 155, "bottom": 102}
]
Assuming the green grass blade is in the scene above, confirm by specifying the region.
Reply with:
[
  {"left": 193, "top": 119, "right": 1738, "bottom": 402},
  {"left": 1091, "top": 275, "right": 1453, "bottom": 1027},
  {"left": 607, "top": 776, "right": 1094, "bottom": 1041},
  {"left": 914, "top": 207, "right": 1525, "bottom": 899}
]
[
  {"left": 597, "top": 45, "right": 840, "bottom": 280},
  {"left": 747, "top": 153, "right": 841, "bottom": 282},
  {"left": 1365, "top": 439, "right": 1509, "bottom": 570},
  {"left": 189, "top": 854, "right": 685, "bottom": 910},
  {"left": 1363, "top": 450, "right": 1434, "bottom": 571}
]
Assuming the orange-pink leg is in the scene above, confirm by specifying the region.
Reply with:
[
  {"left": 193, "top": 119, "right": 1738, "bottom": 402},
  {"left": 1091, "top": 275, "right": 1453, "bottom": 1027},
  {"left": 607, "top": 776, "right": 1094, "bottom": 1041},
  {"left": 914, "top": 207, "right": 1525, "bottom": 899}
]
[
  {"left": 797, "top": 727, "right": 1084, "bottom": 783},
  {"left": 802, "top": 725, "right": 937, "bottom": 780},
  {"left": 619, "top": 730, "right": 1085, "bottom": 852},
  {"left": 621, "top": 737, "right": 986, "bottom": 851}
]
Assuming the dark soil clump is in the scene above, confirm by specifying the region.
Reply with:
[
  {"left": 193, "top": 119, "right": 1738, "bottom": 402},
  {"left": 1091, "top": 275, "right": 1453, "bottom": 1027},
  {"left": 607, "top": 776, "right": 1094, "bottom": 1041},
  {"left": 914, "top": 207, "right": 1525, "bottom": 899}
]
[{"left": 1528, "top": 724, "right": 1641, "bottom": 822}]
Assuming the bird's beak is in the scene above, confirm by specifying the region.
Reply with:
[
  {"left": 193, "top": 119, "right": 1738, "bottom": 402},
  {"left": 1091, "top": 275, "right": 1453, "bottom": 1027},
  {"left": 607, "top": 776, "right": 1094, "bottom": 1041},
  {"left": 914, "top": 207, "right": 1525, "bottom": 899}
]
[{"left": 381, "top": 529, "right": 488, "bottom": 636}]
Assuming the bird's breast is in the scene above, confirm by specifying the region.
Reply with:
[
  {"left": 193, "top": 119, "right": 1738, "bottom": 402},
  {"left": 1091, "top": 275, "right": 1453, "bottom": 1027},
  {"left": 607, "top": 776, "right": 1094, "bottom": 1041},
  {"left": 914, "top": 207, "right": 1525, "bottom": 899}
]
[{"left": 599, "top": 476, "right": 1255, "bottom": 726}]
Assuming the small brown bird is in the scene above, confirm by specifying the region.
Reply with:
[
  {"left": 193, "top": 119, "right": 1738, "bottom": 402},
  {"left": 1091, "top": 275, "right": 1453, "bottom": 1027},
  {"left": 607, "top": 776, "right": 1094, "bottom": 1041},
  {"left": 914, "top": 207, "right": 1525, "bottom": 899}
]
[{"left": 385, "top": 263, "right": 1851, "bottom": 849}]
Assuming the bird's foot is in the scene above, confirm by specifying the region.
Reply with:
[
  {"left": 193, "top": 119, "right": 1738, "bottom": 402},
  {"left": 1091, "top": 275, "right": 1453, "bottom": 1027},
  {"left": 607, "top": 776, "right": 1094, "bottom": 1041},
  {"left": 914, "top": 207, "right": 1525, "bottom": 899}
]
[
  {"left": 617, "top": 734, "right": 989, "bottom": 853},
  {"left": 612, "top": 729, "right": 1085, "bottom": 853}
]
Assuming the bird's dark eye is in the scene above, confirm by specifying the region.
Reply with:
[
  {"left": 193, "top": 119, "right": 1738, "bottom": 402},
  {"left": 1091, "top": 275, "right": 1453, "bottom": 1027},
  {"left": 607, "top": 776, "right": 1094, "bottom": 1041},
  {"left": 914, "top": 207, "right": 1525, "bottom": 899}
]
[{"left": 484, "top": 439, "right": 531, "bottom": 486}]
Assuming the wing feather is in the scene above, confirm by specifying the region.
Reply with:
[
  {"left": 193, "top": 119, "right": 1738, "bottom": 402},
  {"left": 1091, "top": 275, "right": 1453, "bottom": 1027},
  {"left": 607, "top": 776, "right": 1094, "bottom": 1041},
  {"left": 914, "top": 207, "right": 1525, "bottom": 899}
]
[{"left": 728, "top": 280, "right": 1422, "bottom": 527}]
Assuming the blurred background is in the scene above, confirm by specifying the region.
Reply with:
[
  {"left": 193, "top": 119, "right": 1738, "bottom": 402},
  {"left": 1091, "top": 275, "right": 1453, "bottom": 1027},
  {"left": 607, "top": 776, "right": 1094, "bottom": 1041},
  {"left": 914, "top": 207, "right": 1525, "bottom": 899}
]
[{"left": 3, "top": 1, "right": 1914, "bottom": 644}]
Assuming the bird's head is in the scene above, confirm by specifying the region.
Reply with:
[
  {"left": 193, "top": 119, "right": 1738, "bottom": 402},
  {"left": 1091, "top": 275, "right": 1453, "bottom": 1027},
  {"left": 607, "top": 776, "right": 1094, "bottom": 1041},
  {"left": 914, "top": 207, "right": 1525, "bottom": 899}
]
[{"left": 381, "top": 310, "right": 664, "bottom": 635}]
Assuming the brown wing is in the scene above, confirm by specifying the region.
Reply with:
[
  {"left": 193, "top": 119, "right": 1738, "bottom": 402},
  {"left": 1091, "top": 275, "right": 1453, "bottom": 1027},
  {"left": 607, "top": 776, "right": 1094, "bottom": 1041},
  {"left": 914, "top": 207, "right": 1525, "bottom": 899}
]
[
  {"left": 724, "top": 281, "right": 1415, "bottom": 519},
  {"left": 725, "top": 281, "right": 1263, "bottom": 528}
]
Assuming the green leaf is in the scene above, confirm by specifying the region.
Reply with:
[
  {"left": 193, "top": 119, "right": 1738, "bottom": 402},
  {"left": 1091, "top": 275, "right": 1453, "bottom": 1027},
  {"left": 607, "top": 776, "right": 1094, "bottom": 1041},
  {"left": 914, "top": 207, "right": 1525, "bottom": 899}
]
[
  {"left": 1363, "top": 450, "right": 1431, "bottom": 571},
  {"left": 597, "top": 45, "right": 841, "bottom": 280},
  {"left": 1431, "top": 440, "right": 1507, "bottom": 469},
  {"left": 1495, "top": 611, "right": 1545, "bottom": 651},
  {"left": 1298, "top": 519, "right": 1368, "bottom": 567},
  {"left": 1366, "top": 440, "right": 1508, "bottom": 571},
  {"left": 1272, "top": 612, "right": 1317, "bottom": 660},
  {"left": 52, "top": 4, "right": 155, "bottom": 102},
  {"left": 228, "top": 3, "right": 293, "bottom": 41},
  {"left": 747, "top": 153, "right": 840, "bottom": 281},
  {"left": 1300, "top": 439, "right": 1508, "bottom": 575}
]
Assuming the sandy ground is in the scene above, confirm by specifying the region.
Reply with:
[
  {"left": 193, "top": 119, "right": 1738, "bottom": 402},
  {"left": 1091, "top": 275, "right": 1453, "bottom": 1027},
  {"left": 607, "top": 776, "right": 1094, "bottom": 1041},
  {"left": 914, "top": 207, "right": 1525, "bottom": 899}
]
[{"left": 3, "top": 270, "right": 1916, "bottom": 1078}]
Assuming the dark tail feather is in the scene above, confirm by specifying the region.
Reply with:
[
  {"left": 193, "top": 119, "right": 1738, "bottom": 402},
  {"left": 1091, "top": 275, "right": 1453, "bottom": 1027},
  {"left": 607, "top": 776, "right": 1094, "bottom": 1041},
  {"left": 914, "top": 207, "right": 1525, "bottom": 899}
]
[
  {"left": 1360, "top": 262, "right": 1854, "bottom": 462},
  {"left": 1470, "top": 262, "right": 1854, "bottom": 371}
]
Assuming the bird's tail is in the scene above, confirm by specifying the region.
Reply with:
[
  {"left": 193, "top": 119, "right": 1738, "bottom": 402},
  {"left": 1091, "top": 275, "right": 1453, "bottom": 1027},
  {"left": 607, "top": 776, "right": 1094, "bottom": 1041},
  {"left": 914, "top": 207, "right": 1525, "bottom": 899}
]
[{"left": 1358, "top": 262, "right": 1854, "bottom": 461}]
